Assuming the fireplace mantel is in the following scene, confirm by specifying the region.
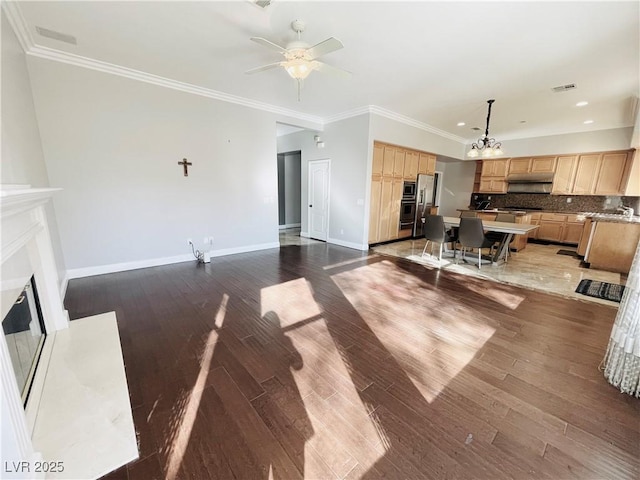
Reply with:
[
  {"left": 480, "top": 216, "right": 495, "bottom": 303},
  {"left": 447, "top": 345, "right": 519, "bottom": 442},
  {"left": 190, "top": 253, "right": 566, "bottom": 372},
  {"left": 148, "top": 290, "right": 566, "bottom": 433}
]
[{"left": 1, "top": 184, "right": 68, "bottom": 479}]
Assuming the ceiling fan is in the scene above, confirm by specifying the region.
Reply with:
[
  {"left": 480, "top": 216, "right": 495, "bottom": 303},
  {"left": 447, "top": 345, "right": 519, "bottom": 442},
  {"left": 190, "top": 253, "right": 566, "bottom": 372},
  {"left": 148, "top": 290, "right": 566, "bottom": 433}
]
[{"left": 246, "top": 20, "right": 351, "bottom": 100}]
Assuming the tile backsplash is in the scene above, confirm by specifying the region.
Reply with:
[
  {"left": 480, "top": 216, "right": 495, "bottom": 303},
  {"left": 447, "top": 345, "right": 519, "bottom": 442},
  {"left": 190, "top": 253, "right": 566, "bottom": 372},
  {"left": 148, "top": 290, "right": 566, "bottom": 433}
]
[{"left": 470, "top": 193, "right": 640, "bottom": 213}]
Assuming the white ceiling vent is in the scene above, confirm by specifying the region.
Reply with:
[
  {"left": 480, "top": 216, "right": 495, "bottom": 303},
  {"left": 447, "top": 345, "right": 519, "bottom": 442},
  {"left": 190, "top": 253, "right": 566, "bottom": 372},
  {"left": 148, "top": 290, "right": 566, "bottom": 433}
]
[
  {"left": 552, "top": 83, "right": 577, "bottom": 93},
  {"left": 35, "top": 26, "right": 77, "bottom": 45},
  {"left": 252, "top": 0, "right": 272, "bottom": 8}
]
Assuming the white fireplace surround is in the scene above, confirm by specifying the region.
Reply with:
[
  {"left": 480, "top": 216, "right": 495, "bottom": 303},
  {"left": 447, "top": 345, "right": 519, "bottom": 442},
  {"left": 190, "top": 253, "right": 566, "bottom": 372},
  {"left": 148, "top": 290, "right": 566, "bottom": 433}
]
[{"left": 1, "top": 185, "right": 69, "bottom": 478}]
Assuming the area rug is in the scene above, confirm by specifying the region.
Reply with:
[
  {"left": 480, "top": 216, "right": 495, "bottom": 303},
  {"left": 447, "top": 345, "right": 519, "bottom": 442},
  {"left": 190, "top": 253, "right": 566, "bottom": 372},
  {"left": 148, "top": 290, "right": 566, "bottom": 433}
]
[{"left": 575, "top": 279, "right": 625, "bottom": 302}]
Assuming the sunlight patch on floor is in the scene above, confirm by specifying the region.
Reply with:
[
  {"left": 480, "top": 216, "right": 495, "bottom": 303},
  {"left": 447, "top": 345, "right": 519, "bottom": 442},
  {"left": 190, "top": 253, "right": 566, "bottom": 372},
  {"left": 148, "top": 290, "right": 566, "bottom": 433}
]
[{"left": 331, "top": 261, "right": 496, "bottom": 403}]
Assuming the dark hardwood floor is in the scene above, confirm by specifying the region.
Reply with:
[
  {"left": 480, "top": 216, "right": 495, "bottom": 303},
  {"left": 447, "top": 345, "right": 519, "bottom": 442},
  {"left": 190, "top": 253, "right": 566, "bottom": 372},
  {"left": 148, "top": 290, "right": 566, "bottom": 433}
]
[{"left": 64, "top": 243, "right": 640, "bottom": 480}]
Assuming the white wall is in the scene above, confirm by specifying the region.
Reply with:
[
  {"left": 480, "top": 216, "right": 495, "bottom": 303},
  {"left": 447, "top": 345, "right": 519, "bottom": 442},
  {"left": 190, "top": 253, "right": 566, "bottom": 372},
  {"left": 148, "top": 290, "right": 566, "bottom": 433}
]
[
  {"left": 470, "top": 127, "right": 634, "bottom": 158},
  {"left": 1, "top": 13, "right": 67, "bottom": 288},
  {"left": 26, "top": 57, "right": 319, "bottom": 273},
  {"left": 278, "top": 114, "right": 370, "bottom": 249},
  {"left": 437, "top": 161, "right": 477, "bottom": 217}
]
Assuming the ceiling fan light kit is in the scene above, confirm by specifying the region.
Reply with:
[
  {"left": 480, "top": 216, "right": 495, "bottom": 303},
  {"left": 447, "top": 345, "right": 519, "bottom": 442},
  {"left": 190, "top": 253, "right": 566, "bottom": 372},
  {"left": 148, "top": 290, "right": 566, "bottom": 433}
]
[
  {"left": 467, "top": 99, "right": 504, "bottom": 158},
  {"left": 246, "top": 20, "right": 351, "bottom": 101}
]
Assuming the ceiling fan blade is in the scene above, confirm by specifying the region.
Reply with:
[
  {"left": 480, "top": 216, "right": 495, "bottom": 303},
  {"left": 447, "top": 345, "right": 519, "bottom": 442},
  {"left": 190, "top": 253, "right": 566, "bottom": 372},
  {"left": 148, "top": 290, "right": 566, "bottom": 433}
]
[
  {"left": 245, "top": 62, "right": 283, "bottom": 75},
  {"left": 250, "top": 37, "right": 287, "bottom": 53},
  {"left": 306, "top": 37, "right": 344, "bottom": 60},
  {"left": 314, "top": 61, "right": 352, "bottom": 79}
]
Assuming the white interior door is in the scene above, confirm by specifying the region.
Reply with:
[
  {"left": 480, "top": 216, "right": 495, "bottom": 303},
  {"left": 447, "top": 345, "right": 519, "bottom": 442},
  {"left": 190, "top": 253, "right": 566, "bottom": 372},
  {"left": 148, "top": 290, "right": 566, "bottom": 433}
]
[{"left": 308, "top": 160, "right": 330, "bottom": 241}]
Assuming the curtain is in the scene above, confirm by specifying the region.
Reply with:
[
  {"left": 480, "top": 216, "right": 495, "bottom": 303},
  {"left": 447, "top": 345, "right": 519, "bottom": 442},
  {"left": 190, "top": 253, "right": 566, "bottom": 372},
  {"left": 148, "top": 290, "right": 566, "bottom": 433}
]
[{"left": 602, "top": 238, "right": 640, "bottom": 397}]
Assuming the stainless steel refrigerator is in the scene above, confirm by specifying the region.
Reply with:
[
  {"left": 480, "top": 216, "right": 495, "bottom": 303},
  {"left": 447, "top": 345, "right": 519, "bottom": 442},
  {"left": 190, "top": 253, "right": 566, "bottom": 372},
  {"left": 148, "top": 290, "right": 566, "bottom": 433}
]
[{"left": 413, "top": 174, "right": 435, "bottom": 237}]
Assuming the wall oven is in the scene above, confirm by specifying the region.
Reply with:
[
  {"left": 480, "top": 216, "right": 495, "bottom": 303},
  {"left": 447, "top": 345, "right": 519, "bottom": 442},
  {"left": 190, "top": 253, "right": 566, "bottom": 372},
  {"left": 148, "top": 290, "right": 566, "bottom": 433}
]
[
  {"left": 402, "top": 181, "right": 416, "bottom": 199},
  {"left": 400, "top": 199, "right": 416, "bottom": 230}
]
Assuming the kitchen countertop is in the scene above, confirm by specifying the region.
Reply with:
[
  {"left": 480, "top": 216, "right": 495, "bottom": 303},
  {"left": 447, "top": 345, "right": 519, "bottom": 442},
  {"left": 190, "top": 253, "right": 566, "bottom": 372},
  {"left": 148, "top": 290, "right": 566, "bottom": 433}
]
[
  {"left": 582, "top": 213, "right": 640, "bottom": 224},
  {"left": 457, "top": 209, "right": 529, "bottom": 216}
]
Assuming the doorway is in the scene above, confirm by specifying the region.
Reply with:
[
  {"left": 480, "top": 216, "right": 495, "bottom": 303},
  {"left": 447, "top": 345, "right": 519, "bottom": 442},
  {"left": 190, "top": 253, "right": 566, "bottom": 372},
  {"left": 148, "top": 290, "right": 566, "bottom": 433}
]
[{"left": 308, "top": 159, "right": 330, "bottom": 241}]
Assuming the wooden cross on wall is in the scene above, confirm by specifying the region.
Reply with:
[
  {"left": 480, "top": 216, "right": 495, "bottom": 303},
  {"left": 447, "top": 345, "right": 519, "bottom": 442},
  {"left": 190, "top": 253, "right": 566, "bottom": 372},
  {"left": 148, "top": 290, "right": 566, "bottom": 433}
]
[{"left": 178, "top": 158, "right": 192, "bottom": 176}]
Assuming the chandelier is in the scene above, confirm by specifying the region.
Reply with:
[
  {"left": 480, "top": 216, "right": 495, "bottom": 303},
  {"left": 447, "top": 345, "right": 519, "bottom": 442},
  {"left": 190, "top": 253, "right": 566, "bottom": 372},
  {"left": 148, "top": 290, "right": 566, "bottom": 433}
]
[{"left": 467, "top": 99, "right": 504, "bottom": 158}]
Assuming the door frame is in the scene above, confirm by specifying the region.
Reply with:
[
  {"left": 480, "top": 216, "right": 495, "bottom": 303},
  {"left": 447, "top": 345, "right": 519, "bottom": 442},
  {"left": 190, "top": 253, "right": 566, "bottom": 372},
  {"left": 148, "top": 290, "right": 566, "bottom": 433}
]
[{"left": 307, "top": 159, "right": 331, "bottom": 241}]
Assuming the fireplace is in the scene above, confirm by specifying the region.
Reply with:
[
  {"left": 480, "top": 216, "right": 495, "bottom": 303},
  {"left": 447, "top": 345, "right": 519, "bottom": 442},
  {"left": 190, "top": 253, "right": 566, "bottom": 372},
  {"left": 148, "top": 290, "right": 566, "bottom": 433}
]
[
  {"left": 1, "top": 185, "right": 69, "bottom": 472},
  {"left": 2, "top": 276, "right": 47, "bottom": 406}
]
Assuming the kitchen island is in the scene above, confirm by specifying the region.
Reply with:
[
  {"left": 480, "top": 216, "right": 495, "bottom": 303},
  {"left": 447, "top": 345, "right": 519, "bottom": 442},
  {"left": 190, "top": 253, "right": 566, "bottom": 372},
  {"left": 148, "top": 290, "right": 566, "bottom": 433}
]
[
  {"left": 582, "top": 214, "right": 640, "bottom": 274},
  {"left": 456, "top": 209, "right": 532, "bottom": 251}
]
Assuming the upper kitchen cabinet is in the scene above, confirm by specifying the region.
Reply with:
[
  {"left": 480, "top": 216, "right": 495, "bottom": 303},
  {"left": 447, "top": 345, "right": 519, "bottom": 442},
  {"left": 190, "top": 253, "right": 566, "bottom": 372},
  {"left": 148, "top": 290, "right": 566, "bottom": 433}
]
[
  {"left": 479, "top": 158, "right": 509, "bottom": 193},
  {"left": 372, "top": 143, "right": 384, "bottom": 178},
  {"left": 393, "top": 149, "right": 406, "bottom": 178},
  {"left": 625, "top": 150, "right": 639, "bottom": 196},
  {"left": 481, "top": 159, "right": 509, "bottom": 177},
  {"left": 507, "top": 156, "right": 557, "bottom": 175},
  {"left": 382, "top": 145, "right": 396, "bottom": 177},
  {"left": 551, "top": 156, "right": 577, "bottom": 194},
  {"left": 550, "top": 150, "right": 633, "bottom": 196},
  {"left": 418, "top": 153, "right": 436, "bottom": 175},
  {"left": 404, "top": 151, "right": 419, "bottom": 180}
]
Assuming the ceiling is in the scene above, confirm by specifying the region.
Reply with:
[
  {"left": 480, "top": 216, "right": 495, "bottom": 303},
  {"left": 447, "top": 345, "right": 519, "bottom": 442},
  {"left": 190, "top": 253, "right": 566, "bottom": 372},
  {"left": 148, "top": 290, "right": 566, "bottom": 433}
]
[{"left": 10, "top": 1, "right": 640, "bottom": 143}]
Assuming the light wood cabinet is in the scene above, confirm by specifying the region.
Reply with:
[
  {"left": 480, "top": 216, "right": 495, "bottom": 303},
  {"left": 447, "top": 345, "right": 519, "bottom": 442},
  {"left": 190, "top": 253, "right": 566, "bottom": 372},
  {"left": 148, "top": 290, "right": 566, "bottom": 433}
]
[
  {"left": 625, "top": 150, "right": 639, "bottom": 195},
  {"left": 372, "top": 143, "right": 384, "bottom": 178},
  {"left": 572, "top": 154, "right": 601, "bottom": 194},
  {"left": 368, "top": 180, "right": 382, "bottom": 243},
  {"left": 508, "top": 158, "right": 532, "bottom": 174},
  {"left": 587, "top": 222, "right": 640, "bottom": 274},
  {"left": 577, "top": 217, "right": 593, "bottom": 256},
  {"left": 479, "top": 159, "right": 509, "bottom": 193},
  {"left": 551, "top": 156, "right": 577, "bottom": 194},
  {"left": 369, "top": 141, "right": 439, "bottom": 244},
  {"left": 595, "top": 152, "right": 629, "bottom": 195},
  {"left": 534, "top": 213, "right": 584, "bottom": 244},
  {"left": 393, "top": 149, "right": 405, "bottom": 178},
  {"left": 482, "top": 159, "right": 509, "bottom": 177},
  {"left": 528, "top": 212, "right": 541, "bottom": 240},
  {"left": 531, "top": 157, "right": 557, "bottom": 173},
  {"left": 418, "top": 153, "right": 436, "bottom": 175},
  {"left": 382, "top": 146, "right": 395, "bottom": 177},
  {"left": 479, "top": 178, "right": 507, "bottom": 193},
  {"left": 404, "top": 151, "right": 419, "bottom": 180}
]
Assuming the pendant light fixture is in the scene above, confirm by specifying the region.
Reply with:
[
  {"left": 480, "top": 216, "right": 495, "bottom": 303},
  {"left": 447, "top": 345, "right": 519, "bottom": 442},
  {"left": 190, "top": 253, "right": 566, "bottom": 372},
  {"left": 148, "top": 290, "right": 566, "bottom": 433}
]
[{"left": 467, "top": 99, "right": 504, "bottom": 158}]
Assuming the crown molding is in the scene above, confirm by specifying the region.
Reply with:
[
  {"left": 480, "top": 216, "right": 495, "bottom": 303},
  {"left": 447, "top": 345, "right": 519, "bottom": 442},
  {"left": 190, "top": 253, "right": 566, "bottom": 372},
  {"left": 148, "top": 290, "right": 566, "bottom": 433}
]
[
  {"left": 368, "top": 106, "right": 467, "bottom": 143},
  {"left": 3, "top": 2, "right": 465, "bottom": 144},
  {"left": 27, "top": 45, "right": 325, "bottom": 124},
  {"left": 1, "top": 1, "right": 35, "bottom": 52}
]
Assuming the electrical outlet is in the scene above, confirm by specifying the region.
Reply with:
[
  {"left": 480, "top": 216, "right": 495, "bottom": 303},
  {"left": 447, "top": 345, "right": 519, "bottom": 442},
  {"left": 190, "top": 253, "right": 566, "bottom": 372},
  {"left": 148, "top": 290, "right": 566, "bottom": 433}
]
[
  {"left": 566, "top": 197, "right": 572, "bottom": 203},
  {"left": 488, "top": 196, "right": 492, "bottom": 200},
  {"left": 340, "top": 229, "right": 344, "bottom": 235},
  {"left": 187, "top": 238, "right": 192, "bottom": 246}
]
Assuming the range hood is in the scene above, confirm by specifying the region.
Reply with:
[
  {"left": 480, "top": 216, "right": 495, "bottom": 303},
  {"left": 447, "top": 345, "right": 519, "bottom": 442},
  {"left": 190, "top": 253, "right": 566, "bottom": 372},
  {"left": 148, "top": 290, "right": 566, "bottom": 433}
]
[{"left": 506, "top": 172, "right": 554, "bottom": 193}]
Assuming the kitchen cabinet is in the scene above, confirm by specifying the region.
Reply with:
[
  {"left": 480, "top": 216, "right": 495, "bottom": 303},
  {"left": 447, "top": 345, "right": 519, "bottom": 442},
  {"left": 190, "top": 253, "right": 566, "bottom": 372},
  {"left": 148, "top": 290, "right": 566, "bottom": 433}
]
[
  {"left": 572, "top": 154, "right": 601, "bottom": 194},
  {"left": 479, "top": 178, "right": 507, "bottom": 193},
  {"left": 551, "top": 150, "right": 632, "bottom": 196},
  {"left": 481, "top": 159, "right": 509, "bottom": 177},
  {"left": 586, "top": 221, "right": 640, "bottom": 274},
  {"left": 418, "top": 153, "right": 436, "bottom": 175},
  {"left": 369, "top": 141, "right": 439, "bottom": 244},
  {"left": 393, "top": 149, "right": 406, "bottom": 178},
  {"left": 368, "top": 180, "right": 382, "bottom": 243},
  {"left": 577, "top": 217, "right": 593, "bottom": 256},
  {"left": 507, "top": 156, "right": 556, "bottom": 175},
  {"left": 551, "top": 156, "right": 577, "bottom": 194},
  {"left": 479, "top": 159, "right": 509, "bottom": 193},
  {"left": 528, "top": 212, "right": 541, "bottom": 240},
  {"left": 625, "top": 150, "right": 639, "bottom": 195},
  {"left": 534, "top": 213, "right": 584, "bottom": 244},
  {"left": 594, "top": 152, "right": 629, "bottom": 195},
  {"left": 372, "top": 143, "right": 384, "bottom": 178}
]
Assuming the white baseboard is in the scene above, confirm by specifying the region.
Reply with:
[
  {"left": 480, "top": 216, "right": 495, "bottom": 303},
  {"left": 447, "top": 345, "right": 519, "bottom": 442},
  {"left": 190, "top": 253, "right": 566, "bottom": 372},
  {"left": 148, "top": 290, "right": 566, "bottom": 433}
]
[
  {"left": 66, "top": 242, "right": 281, "bottom": 279},
  {"left": 279, "top": 223, "right": 301, "bottom": 230},
  {"left": 66, "top": 254, "right": 194, "bottom": 279},
  {"left": 327, "top": 237, "right": 369, "bottom": 251},
  {"left": 300, "top": 231, "right": 310, "bottom": 238},
  {"left": 209, "top": 242, "right": 280, "bottom": 258}
]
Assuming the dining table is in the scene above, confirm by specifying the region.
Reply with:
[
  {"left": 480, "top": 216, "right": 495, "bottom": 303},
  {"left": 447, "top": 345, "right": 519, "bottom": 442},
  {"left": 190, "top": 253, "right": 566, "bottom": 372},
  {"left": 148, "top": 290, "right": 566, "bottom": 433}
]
[{"left": 443, "top": 216, "right": 539, "bottom": 264}]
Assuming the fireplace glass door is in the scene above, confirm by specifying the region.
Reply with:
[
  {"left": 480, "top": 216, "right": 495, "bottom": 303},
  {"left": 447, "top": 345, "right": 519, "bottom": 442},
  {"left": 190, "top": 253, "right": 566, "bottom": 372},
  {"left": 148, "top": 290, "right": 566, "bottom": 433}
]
[{"left": 2, "top": 276, "right": 46, "bottom": 405}]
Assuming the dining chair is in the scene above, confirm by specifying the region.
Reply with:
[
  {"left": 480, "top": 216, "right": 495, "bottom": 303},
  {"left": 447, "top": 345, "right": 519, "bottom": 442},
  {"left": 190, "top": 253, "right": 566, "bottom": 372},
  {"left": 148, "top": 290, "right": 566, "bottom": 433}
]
[
  {"left": 422, "top": 215, "right": 455, "bottom": 262},
  {"left": 457, "top": 217, "right": 494, "bottom": 269}
]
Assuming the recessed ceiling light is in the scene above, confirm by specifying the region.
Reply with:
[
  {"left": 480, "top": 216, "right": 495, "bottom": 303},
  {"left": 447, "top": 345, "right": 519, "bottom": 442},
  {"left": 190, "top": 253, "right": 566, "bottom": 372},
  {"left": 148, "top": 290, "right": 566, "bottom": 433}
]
[
  {"left": 519, "top": 120, "right": 527, "bottom": 124},
  {"left": 576, "top": 101, "right": 589, "bottom": 107},
  {"left": 457, "top": 122, "right": 465, "bottom": 127},
  {"left": 584, "top": 120, "right": 594, "bottom": 124}
]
